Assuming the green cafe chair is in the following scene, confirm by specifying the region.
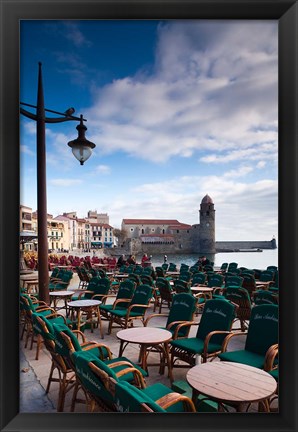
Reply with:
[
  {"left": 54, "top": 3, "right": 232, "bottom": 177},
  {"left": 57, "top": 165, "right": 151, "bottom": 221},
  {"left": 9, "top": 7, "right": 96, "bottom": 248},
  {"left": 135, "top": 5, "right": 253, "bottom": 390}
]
[
  {"left": 170, "top": 299, "right": 237, "bottom": 381},
  {"left": 218, "top": 304, "right": 278, "bottom": 370},
  {"left": 155, "top": 277, "right": 174, "bottom": 313},
  {"left": 70, "top": 351, "right": 147, "bottom": 412},
  {"left": 32, "top": 314, "right": 83, "bottom": 411},
  {"left": 74, "top": 276, "right": 110, "bottom": 301},
  {"left": 99, "top": 279, "right": 136, "bottom": 320},
  {"left": 107, "top": 284, "right": 154, "bottom": 334},
  {"left": 114, "top": 380, "right": 196, "bottom": 413},
  {"left": 225, "top": 286, "right": 252, "bottom": 331},
  {"left": 49, "top": 270, "right": 73, "bottom": 291},
  {"left": 20, "top": 293, "right": 57, "bottom": 359},
  {"left": 144, "top": 293, "right": 198, "bottom": 375}
]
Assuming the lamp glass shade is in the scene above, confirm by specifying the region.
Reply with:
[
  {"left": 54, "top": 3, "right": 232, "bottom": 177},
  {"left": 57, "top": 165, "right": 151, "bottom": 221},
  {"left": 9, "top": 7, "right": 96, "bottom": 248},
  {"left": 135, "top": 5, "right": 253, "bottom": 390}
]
[{"left": 70, "top": 144, "right": 92, "bottom": 165}]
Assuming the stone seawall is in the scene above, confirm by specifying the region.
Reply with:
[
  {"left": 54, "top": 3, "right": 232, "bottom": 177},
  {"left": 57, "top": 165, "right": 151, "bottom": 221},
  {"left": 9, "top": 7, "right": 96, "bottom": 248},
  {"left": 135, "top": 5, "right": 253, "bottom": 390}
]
[{"left": 215, "top": 239, "right": 277, "bottom": 251}]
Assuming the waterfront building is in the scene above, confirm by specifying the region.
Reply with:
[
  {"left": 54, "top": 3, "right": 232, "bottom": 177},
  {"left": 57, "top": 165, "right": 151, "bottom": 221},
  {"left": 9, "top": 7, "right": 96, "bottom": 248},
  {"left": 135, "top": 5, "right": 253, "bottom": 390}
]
[{"left": 120, "top": 194, "right": 216, "bottom": 255}]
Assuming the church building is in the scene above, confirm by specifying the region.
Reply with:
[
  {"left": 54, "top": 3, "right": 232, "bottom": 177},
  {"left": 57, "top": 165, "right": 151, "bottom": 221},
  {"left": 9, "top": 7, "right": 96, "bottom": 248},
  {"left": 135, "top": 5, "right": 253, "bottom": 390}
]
[{"left": 121, "top": 194, "right": 216, "bottom": 254}]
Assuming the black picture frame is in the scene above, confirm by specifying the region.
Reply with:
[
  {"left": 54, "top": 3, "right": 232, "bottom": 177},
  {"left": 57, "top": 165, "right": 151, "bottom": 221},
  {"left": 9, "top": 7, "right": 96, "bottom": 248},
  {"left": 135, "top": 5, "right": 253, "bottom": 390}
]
[{"left": 0, "top": 1, "right": 297, "bottom": 431}]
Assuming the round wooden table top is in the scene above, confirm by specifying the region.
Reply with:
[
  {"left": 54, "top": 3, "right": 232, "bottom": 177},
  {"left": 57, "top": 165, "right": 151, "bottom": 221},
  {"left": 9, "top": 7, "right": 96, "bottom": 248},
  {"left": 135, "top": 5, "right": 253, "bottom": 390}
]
[
  {"left": 20, "top": 273, "right": 39, "bottom": 280},
  {"left": 20, "top": 270, "right": 34, "bottom": 275},
  {"left": 67, "top": 299, "right": 101, "bottom": 308},
  {"left": 187, "top": 361, "right": 277, "bottom": 405},
  {"left": 117, "top": 327, "right": 172, "bottom": 345},
  {"left": 50, "top": 290, "right": 75, "bottom": 297},
  {"left": 190, "top": 286, "right": 213, "bottom": 293}
]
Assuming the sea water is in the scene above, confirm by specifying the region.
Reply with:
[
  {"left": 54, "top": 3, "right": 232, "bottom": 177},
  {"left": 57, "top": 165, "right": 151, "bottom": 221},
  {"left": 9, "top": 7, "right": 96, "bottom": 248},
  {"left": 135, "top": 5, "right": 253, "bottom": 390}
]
[{"left": 143, "top": 248, "right": 278, "bottom": 270}]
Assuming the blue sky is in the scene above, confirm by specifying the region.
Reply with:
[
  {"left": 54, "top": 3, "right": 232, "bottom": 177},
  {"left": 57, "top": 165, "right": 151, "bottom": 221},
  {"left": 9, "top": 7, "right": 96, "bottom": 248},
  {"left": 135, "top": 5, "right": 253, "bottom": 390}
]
[{"left": 20, "top": 20, "right": 278, "bottom": 241}]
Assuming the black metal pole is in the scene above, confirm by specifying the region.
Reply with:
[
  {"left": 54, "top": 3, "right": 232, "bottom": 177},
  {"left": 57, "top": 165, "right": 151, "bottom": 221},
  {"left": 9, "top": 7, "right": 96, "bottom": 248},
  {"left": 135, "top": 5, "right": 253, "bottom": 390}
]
[{"left": 36, "top": 62, "right": 49, "bottom": 304}]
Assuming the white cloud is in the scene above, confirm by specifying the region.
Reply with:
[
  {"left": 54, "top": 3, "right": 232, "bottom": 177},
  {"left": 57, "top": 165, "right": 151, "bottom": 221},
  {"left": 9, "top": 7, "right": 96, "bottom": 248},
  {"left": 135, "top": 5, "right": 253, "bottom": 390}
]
[
  {"left": 200, "top": 143, "right": 277, "bottom": 164},
  {"left": 50, "top": 178, "right": 83, "bottom": 187},
  {"left": 20, "top": 145, "right": 35, "bottom": 156},
  {"left": 95, "top": 164, "right": 111, "bottom": 175},
  {"left": 83, "top": 21, "right": 278, "bottom": 167},
  {"left": 63, "top": 22, "right": 92, "bottom": 48}
]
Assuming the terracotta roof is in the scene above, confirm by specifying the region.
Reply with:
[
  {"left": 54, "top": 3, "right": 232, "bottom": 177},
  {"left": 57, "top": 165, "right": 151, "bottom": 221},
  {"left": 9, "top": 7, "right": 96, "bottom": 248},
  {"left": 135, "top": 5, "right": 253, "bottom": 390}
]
[
  {"left": 168, "top": 224, "right": 192, "bottom": 230},
  {"left": 53, "top": 215, "right": 70, "bottom": 221},
  {"left": 122, "top": 219, "right": 182, "bottom": 225}
]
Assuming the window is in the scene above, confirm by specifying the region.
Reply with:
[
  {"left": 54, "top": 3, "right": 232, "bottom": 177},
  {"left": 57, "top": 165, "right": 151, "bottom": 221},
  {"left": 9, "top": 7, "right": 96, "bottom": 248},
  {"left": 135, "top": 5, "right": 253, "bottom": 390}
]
[
  {"left": 177, "top": 230, "right": 179, "bottom": 233},
  {"left": 130, "top": 228, "right": 134, "bottom": 232},
  {"left": 151, "top": 228, "right": 155, "bottom": 232}
]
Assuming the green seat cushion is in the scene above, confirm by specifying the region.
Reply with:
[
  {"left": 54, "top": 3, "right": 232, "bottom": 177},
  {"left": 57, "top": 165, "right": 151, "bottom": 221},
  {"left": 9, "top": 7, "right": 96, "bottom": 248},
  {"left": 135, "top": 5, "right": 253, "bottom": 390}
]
[
  {"left": 100, "top": 304, "right": 127, "bottom": 312},
  {"left": 171, "top": 337, "right": 222, "bottom": 355},
  {"left": 143, "top": 383, "right": 186, "bottom": 412},
  {"left": 218, "top": 349, "right": 266, "bottom": 369},
  {"left": 109, "top": 309, "right": 142, "bottom": 318}
]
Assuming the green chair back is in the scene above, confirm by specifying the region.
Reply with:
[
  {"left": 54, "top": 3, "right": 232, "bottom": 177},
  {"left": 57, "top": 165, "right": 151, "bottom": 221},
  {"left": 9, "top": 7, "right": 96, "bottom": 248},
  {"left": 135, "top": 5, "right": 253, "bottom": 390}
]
[
  {"left": 259, "top": 271, "right": 274, "bottom": 282},
  {"left": 245, "top": 304, "right": 278, "bottom": 356},
  {"left": 128, "top": 273, "right": 141, "bottom": 286},
  {"left": 72, "top": 352, "right": 116, "bottom": 406},
  {"left": 167, "top": 293, "right": 197, "bottom": 337},
  {"left": 225, "top": 275, "right": 243, "bottom": 288},
  {"left": 117, "top": 279, "right": 136, "bottom": 298},
  {"left": 129, "top": 284, "right": 153, "bottom": 314},
  {"left": 207, "top": 274, "right": 224, "bottom": 288},
  {"left": 155, "top": 267, "right": 165, "bottom": 277},
  {"left": 179, "top": 272, "right": 191, "bottom": 282},
  {"left": 196, "top": 299, "right": 236, "bottom": 345},
  {"left": 168, "top": 263, "right": 177, "bottom": 272},
  {"left": 85, "top": 276, "right": 110, "bottom": 299},
  {"left": 161, "top": 263, "right": 169, "bottom": 271},
  {"left": 133, "top": 266, "right": 143, "bottom": 275},
  {"left": 50, "top": 267, "right": 60, "bottom": 278},
  {"left": 140, "top": 275, "right": 154, "bottom": 286},
  {"left": 253, "top": 290, "right": 278, "bottom": 306},
  {"left": 227, "top": 262, "right": 238, "bottom": 272},
  {"left": 53, "top": 323, "right": 82, "bottom": 357},
  {"left": 32, "top": 313, "right": 56, "bottom": 340},
  {"left": 115, "top": 381, "right": 164, "bottom": 413},
  {"left": 174, "top": 279, "right": 190, "bottom": 293},
  {"left": 191, "top": 272, "right": 207, "bottom": 285},
  {"left": 142, "top": 267, "right": 154, "bottom": 277}
]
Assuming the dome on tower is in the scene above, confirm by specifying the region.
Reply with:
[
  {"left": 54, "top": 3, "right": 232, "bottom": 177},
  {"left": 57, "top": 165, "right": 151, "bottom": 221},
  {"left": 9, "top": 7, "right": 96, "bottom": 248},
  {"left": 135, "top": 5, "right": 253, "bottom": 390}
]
[{"left": 201, "top": 194, "right": 213, "bottom": 204}]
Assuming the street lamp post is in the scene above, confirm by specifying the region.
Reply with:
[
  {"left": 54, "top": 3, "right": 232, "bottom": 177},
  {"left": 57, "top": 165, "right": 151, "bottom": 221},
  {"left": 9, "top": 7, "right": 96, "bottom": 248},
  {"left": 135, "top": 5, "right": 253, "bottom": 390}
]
[{"left": 20, "top": 62, "right": 96, "bottom": 304}]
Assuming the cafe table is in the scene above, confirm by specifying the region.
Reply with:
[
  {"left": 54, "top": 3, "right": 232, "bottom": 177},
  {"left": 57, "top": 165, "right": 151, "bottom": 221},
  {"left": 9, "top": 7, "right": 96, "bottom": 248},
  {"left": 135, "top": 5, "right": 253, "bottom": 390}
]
[
  {"left": 67, "top": 299, "right": 103, "bottom": 338},
  {"left": 49, "top": 290, "right": 75, "bottom": 316},
  {"left": 186, "top": 361, "right": 277, "bottom": 412},
  {"left": 117, "top": 327, "right": 172, "bottom": 376},
  {"left": 190, "top": 286, "right": 213, "bottom": 295},
  {"left": 255, "top": 281, "right": 272, "bottom": 290},
  {"left": 20, "top": 273, "right": 39, "bottom": 290}
]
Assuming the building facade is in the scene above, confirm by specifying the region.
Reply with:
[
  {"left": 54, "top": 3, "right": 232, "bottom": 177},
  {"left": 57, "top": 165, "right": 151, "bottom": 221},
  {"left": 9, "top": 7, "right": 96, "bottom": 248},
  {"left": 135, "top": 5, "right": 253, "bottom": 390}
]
[{"left": 120, "top": 194, "right": 216, "bottom": 255}]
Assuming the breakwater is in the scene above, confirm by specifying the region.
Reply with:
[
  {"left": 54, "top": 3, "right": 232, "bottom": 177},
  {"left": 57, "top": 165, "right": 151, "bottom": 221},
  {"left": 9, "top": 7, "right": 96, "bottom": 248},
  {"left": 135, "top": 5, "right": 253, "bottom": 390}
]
[{"left": 215, "top": 239, "right": 277, "bottom": 252}]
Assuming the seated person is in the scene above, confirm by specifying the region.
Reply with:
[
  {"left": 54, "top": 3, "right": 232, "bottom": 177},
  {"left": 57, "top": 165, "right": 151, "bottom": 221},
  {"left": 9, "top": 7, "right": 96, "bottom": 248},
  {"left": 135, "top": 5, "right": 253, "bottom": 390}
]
[
  {"left": 126, "top": 255, "right": 136, "bottom": 265},
  {"left": 117, "top": 254, "right": 127, "bottom": 267}
]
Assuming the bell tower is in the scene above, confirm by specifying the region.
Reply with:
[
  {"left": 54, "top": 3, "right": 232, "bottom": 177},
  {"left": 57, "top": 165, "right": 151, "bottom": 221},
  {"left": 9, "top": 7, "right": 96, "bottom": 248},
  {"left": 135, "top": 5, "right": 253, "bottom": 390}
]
[{"left": 199, "top": 194, "right": 216, "bottom": 253}]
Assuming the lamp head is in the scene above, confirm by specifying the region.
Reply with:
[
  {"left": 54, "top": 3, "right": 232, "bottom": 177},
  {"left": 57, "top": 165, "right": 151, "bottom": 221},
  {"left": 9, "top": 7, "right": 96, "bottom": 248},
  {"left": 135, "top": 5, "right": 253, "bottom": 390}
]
[{"left": 68, "top": 115, "right": 96, "bottom": 165}]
